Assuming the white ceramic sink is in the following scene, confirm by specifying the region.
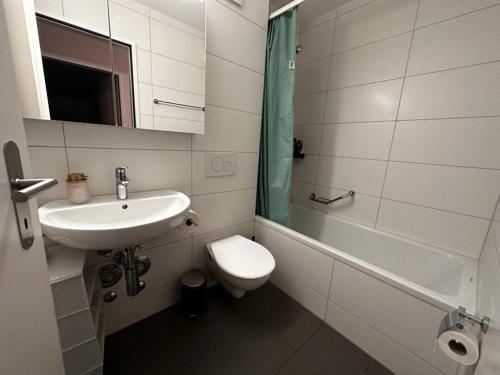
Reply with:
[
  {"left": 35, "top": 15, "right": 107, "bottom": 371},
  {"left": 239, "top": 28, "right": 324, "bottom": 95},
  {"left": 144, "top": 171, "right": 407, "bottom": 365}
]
[{"left": 39, "top": 190, "right": 190, "bottom": 250}]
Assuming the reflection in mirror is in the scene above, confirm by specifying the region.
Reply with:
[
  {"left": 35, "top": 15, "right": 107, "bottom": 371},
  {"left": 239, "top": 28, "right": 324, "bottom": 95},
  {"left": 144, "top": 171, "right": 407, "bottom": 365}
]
[
  {"left": 29, "top": 0, "right": 206, "bottom": 133},
  {"left": 36, "top": 16, "right": 135, "bottom": 126},
  {"left": 108, "top": 0, "right": 206, "bottom": 133}
]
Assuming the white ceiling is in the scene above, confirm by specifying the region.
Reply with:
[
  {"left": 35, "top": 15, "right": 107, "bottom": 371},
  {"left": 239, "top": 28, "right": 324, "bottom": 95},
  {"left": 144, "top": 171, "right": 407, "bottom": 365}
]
[
  {"left": 134, "top": 0, "right": 205, "bottom": 32},
  {"left": 270, "top": 0, "right": 352, "bottom": 25}
]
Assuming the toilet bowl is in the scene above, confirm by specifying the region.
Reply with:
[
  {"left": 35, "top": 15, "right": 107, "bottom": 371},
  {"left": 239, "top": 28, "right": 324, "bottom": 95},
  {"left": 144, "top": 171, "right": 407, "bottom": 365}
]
[{"left": 205, "top": 235, "right": 276, "bottom": 298}]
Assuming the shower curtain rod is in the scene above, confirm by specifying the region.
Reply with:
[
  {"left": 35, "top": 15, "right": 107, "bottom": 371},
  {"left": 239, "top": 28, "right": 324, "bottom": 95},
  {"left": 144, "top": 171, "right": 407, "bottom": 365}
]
[{"left": 269, "top": 0, "right": 305, "bottom": 20}]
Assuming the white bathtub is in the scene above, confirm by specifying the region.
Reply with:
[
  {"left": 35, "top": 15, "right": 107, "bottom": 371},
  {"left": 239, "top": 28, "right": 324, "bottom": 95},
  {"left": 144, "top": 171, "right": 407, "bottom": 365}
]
[{"left": 255, "top": 204, "right": 478, "bottom": 375}]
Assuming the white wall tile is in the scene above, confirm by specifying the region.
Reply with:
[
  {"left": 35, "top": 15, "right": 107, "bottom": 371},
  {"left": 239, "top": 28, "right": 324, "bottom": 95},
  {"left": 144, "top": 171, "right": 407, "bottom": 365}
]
[
  {"left": 329, "top": 33, "right": 411, "bottom": 89},
  {"left": 141, "top": 239, "right": 192, "bottom": 293},
  {"left": 290, "top": 180, "right": 314, "bottom": 208},
  {"left": 416, "top": 0, "right": 500, "bottom": 28},
  {"left": 325, "top": 79, "right": 403, "bottom": 123},
  {"left": 138, "top": 83, "right": 153, "bottom": 115},
  {"left": 206, "top": 0, "right": 266, "bottom": 73},
  {"left": 149, "top": 9, "right": 204, "bottom": 38},
  {"left": 377, "top": 199, "right": 489, "bottom": 257},
  {"left": 62, "top": 0, "right": 110, "bottom": 35},
  {"left": 399, "top": 62, "right": 500, "bottom": 120},
  {"left": 297, "top": 20, "right": 335, "bottom": 65},
  {"left": 192, "top": 105, "right": 261, "bottom": 152},
  {"left": 151, "top": 19, "right": 205, "bottom": 68},
  {"left": 140, "top": 115, "right": 154, "bottom": 130},
  {"left": 153, "top": 116, "right": 203, "bottom": 134},
  {"left": 325, "top": 302, "right": 443, "bottom": 375},
  {"left": 63, "top": 121, "right": 190, "bottom": 150},
  {"left": 152, "top": 86, "right": 204, "bottom": 122},
  {"left": 152, "top": 53, "right": 205, "bottom": 95},
  {"left": 192, "top": 152, "right": 258, "bottom": 195},
  {"left": 330, "top": 261, "right": 446, "bottom": 363},
  {"left": 205, "top": 54, "right": 263, "bottom": 114},
  {"left": 292, "top": 155, "right": 319, "bottom": 184},
  {"left": 298, "top": 9, "right": 336, "bottom": 33},
  {"left": 191, "top": 188, "right": 257, "bottom": 235},
  {"left": 109, "top": 0, "right": 149, "bottom": 16},
  {"left": 317, "top": 157, "right": 387, "bottom": 196},
  {"left": 28, "top": 147, "right": 68, "bottom": 205},
  {"left": 333, "top": 0, "right": 418, "bottom": 53},
  {"left": 35, "top": 0, "right": 63, "bottom": 18},
  {"left": 294, "top": 92, "right": 326, "bottom": 125},
  {"left": 217, "top": 0, "right": 269, "bottom": 29},
  {"left": 108, "top": 1, "right": 150, "bottom": 49},
  {"left": 105, "top": 283, "right": 180, "bottom": 335},
  {"left": 390, "top": 118, "right": 500, "bottom": 169},
  {"left": 408, "top": 6, "right": 500, "bottom": 76},
  {"left": 337, "top": 0, "right": 375, "bottom": 16},
  {"left": 24, "top": 119, "right": 65, "bottom": 147},
  {"left": 136, "top": 48, "right": 152, "bottom": 83},
  {"left": 320, "top": 122, "right": 394, "bottom": 160},
  {"left": 294, "top": 125, "right": 322, "bottom": 155},
  {"left": 314, "top": 186, "right": 380, "bottom": 226},
  {"left": 270, "top": 271, "right": 328, "bottom": 320},
  {"left": 295, "top": 58, "right": 330, "bottom": 95},
  {"left": 383, "top": 162, "right": 500, "bottom": 218},
  {"left": 477, "top": 224, "right": 500, "bottom": 330},
  {"left": 266, "top": 228, "right": 334, "bottom": 297},
  {"left": 66, "top": 148, "right": 191, "bottom": 196},
  {"left": 254, "top": 220, "right": 266, "bottom": 246}
]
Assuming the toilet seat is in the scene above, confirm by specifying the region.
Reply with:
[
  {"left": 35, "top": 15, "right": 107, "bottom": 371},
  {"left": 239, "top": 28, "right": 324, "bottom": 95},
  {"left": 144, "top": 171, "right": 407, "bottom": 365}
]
[{"left": 207, "top": 235, "right": 275, "bottom": 280}]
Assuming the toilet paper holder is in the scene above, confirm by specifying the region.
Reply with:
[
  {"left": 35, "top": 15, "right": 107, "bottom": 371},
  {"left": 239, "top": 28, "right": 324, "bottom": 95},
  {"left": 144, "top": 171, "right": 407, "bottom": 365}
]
[{"left": 441, "top": 306, "right": 490, "bottom": 335}]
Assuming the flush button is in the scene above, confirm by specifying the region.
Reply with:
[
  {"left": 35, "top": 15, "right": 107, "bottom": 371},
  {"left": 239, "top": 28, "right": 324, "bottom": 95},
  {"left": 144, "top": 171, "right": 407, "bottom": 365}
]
[{"left": 205, "top": 153, "right": 237, "bottom": 177}]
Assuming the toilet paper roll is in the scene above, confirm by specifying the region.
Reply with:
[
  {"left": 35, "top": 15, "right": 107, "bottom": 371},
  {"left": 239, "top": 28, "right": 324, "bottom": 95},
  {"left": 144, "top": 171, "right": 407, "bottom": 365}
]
[{"left": 437, "top": 322, "right": 480, "bottom": 366}]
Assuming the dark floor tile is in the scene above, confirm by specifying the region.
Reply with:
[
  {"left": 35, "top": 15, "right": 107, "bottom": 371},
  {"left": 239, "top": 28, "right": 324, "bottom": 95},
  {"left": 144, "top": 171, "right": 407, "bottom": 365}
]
[
  {"left": 184, "top": 328, "right": 295, "bottom": 375},
  {"left": 365, "top": 360, "right": 394, "bottom": 375},
  {"left": 104, "top": 310, "right": 233, "bottom": 375},
  {"left": 278, "top": 324, "right": 371, "bottom": 375},
  {"left": 104, "top": 283, "right": 386, "bottom": 375},
  {"left": 227, "top": 283, "right": 323, "bottom": 350}
]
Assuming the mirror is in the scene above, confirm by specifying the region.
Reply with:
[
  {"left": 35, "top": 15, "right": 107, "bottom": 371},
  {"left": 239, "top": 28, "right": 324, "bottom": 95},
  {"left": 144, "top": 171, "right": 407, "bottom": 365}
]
[{"left": 32, "top": 0, "right": 206, "bottom": 134}]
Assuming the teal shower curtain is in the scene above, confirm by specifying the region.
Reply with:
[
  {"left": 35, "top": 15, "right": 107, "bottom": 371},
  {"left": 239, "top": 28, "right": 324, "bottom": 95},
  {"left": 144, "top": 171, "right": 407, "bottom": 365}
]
[{"left": 256, "top": 8, "right": 297, "bottom": 226}]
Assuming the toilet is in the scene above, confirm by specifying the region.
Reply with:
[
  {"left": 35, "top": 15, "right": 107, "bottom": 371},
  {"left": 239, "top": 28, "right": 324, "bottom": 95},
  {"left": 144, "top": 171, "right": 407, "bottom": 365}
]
[{"left": 205, "top": 235, "right": 276, "bottom": 298}]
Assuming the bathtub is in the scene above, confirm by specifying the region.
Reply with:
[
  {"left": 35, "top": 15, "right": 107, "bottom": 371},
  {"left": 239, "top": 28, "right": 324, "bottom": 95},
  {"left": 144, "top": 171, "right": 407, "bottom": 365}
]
[{"left": 255, "top": 204, "right": 478, "bottom": 375}]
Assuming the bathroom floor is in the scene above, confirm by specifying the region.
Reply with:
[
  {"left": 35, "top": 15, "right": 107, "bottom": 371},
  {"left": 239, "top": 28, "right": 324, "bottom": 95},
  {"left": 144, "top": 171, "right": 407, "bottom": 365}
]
[{"left": 104, "top": 283, "right": 392, "bottom": 375}]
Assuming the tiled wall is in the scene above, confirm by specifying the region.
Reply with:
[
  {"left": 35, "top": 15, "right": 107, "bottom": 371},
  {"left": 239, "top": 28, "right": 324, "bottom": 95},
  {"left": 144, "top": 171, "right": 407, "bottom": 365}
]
[
  {"left": 476, "top": 199, "right": 500, "bottom": 374},
  {"left": 26, "top": 0, "right": 268, "bottom": 334},
  {"left": 34, "top": 0, "right": 205, "bottom": 133},
  {"left": 292, "top": 0, "right": 500, "bottom": 259}
]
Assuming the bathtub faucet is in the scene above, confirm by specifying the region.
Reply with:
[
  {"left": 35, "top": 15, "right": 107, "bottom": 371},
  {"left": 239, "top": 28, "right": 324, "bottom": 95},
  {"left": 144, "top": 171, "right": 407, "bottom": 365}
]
[{"left": 309, "top": 190, "right": 355, "bottom": 205}]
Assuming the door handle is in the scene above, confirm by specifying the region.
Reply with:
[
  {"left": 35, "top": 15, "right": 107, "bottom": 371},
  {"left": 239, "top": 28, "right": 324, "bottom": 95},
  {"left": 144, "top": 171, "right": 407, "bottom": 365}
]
[
  {"left": 11, "top": 178, "right": 58, "bottom": 202},
  {"left": 4, "top": 140, "right": 58, "bottom": 249}
]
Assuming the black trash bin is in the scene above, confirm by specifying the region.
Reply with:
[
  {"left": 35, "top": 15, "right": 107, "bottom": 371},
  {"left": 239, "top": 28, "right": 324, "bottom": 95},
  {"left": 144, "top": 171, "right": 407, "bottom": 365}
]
[{"left": 181, "top": 269, "right": 207, "bottom": 318}]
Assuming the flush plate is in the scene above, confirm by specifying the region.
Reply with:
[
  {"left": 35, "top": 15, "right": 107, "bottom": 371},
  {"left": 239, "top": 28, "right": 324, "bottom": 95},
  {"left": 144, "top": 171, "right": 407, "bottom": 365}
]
[{"left": 205, "top": 153, "right": 237, "bottom": 177}]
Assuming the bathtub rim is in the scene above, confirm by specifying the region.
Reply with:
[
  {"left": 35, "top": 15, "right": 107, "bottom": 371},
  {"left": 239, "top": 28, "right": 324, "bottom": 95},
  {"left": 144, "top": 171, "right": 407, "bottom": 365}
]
[{"left": 255, "top": 213, "right": 477, "bottom": 314}]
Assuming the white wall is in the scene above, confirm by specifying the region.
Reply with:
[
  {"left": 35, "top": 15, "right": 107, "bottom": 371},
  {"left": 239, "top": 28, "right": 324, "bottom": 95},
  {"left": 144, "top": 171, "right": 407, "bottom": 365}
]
[
  {"left": 25, "top": 0, "right": 268, "bottom": 334},
  {"left": 476, "top": 198, "right": 500, "bottom": 374},
  {"left": 292, "top": 0, "right": 500, "bottom": 259},
  {"left": 34, "top": 0, "right": 206, "bottom": 133}
]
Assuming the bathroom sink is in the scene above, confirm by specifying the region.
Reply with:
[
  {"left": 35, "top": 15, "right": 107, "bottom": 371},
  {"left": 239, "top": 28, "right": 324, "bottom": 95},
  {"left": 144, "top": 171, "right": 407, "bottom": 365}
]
[{"left": 39, "top": 190, "right": 190, "bottom": 250}]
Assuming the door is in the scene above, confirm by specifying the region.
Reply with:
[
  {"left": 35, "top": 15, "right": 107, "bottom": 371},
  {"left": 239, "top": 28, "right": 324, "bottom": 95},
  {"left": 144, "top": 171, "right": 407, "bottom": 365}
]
[{"left": 0, "top": 1, "right": 65, "bottom": 374}]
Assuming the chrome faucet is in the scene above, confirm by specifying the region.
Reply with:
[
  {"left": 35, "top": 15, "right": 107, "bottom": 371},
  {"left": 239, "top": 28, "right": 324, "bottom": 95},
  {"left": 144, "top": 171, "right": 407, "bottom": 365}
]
[{"left": 115, "top": 166, "right": 130, "bottom": 200}]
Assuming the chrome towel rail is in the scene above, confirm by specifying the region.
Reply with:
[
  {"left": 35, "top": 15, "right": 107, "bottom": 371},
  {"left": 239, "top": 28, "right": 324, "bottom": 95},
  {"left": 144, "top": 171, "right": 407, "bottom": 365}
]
[
  {"left": 309, "top": 190, "right": 355, "bottom": 205},
  {"left": 153, "top": 98, "right": 205, "bottom": 112}
]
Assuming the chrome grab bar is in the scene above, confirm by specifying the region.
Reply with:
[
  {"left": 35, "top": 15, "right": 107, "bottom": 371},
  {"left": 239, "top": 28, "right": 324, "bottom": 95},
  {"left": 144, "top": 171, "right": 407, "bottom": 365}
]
[
  {"left": 11, "top": 178, "right": 58, "bottom": 202},
  {"left": 309, "top": 190, "right": 355, "bottom": 205},
  {"left": 153, "top": 98, "right": 205, "bottom": 112}
]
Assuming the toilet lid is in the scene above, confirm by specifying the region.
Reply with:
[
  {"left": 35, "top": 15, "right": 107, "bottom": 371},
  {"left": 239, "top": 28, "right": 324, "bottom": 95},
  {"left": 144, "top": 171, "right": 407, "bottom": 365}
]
[{"left": 207, "top": 235, "right": 275, "bottom": 279}]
